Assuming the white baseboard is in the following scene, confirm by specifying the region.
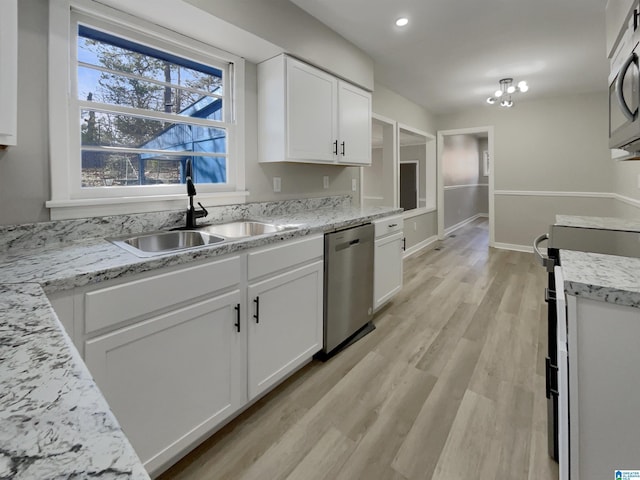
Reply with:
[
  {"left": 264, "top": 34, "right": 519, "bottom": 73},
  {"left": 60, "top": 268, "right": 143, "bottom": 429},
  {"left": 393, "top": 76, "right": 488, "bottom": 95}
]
[
  {"left": 444, "top": 213, "right": 488, "bottom": 236},
  {"left": 403, "top": 235, "right": 439, "bottom": 259},
  {"left": 492, "top": 242, "right": 533, "bottom": 253}
]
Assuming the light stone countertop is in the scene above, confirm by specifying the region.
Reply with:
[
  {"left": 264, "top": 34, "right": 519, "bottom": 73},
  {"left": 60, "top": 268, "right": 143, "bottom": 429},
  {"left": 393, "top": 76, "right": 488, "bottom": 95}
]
[
  {"left": 0, "top": 197, "right": 401, "bottom": 479},
  {"left": 555, "top": 214, "right": 640, "bottom": 232},
  {"left": 0, "top": 283, "right": 150, "bottom": 479},
  {"left": 560, "top": 249, "right": 640, "bottom": 308},
  {"left": 555, "top": 214, "right": 640, "bottom": 308}
]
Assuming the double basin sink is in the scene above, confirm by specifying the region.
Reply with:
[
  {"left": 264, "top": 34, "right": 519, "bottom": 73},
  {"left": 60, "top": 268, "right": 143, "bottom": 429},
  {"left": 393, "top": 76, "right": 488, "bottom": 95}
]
[{"left": 110, "top": 221, "right": 298, "bottom": 257}]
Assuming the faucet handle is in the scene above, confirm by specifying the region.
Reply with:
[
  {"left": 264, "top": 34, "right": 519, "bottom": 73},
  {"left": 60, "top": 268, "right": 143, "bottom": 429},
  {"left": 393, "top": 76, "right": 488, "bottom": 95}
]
[{"left": 197, "top": 202, "right": 208, "bottom": 219}]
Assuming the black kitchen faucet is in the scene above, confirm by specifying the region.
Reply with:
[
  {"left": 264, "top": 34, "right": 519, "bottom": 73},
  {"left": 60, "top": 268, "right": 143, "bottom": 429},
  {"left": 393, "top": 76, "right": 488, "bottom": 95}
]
[{"left": 185, "top": 159, "right": 208, "bottom": 229}]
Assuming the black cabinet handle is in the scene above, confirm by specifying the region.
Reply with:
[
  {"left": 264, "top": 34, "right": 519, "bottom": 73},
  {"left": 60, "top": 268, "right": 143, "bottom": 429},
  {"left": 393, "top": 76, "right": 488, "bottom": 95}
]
[
  {"left": 402, "top": 237, "right": 406, "bottom": 251},
  {"left": 341, "top": 141, "right": 345, "bottom": 156},
  {"left": 333, "top": 140, "right": 338, "bottom": 155},
  {"left": 234, "top": 304, "right": 240, "bottom": 332},
  {"left": 253, "top": 296, "right": 260, "bottom": 323},
  {"left": 388, "top": 223, "right": 398, "bottom": 228}
]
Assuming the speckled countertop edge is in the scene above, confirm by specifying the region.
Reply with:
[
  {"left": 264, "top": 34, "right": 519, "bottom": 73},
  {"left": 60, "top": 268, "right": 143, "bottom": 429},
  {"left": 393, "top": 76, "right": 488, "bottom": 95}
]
[{"left": 561, "top": 249, "right": 640, "bottom": 308}]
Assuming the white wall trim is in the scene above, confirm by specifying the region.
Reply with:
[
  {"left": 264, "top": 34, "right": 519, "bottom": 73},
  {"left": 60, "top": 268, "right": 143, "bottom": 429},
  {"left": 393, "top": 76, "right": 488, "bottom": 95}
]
[
  {"left": 403, "top": 206, "right": 437, "bottom": 219},
  {"left": 403, "top": 235, "right": 438, "bottom": 259},
  {"left": 444, "top": 184, "right": 489, "bottom": 191},
  {"left": 492, "top": 242, "right": 534, "bottom": 253},
  {"left": 614, "top": 193, "right": 640, "bottom": 209},
  {"left": 444, "top": 213, "right": 488, "bottom": 236},
  {"left": 494, "top": 190, "right": 614, "bottom": 198}
]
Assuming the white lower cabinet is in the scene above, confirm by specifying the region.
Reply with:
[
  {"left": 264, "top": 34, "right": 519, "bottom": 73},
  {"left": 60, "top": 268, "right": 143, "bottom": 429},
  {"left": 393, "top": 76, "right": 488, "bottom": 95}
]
[
  {"left": 248, "top": 260, "right": 323, "bottom": 399},
  {"left": 81, "top": 235, "right": 324, "bottom": 477},
  {"left": 85, "top": 289, "right": 245, "bottom": 476},
  {"left": 373, "top": 215, "right": 404, "bottom": 310}
]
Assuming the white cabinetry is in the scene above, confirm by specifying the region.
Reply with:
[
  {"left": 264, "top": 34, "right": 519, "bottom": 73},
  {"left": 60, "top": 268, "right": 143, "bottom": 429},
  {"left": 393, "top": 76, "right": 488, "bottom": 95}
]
[
  {"left": 247, "top": 235, "right": 324, "bottom": 399},
  {"left": 560, "top": 285, "right": 640, "bottom": 480},
  {"left": 82, "top": 255, "right": 244, "bottom": 476},
  {"left": 258, "top": 55, "right": 371, "bottom": 166},
  {"left": 373, "top": 215, "right": 404, "bottom": 310},
  {"left": 85, "top": 290, "right": 244, "bottom": 475},
  {"left": 0, "top": 0, "right": 18, "bottom": 146},
  {"left": 79, "top": 236, "right": 324, "bottom": 476}
]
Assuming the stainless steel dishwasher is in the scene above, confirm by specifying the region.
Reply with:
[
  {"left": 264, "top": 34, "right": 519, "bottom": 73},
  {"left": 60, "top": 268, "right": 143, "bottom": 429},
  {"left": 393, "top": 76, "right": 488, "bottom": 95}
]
[{"left": 322, "top": 223, "right": 374, "bottom": 357}]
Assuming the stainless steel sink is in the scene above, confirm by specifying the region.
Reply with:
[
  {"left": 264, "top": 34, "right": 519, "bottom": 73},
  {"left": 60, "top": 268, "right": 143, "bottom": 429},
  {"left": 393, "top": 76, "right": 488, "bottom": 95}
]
[
  {"left": 198, "top": 221, "right": 296, "bottom": 238},
  {"left": 110, "top": 230, "right": 226, "bottom": 257}
]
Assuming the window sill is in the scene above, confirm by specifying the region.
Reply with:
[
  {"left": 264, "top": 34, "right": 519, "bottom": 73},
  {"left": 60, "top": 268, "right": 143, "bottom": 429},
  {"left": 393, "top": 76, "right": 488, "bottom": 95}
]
[
  {"left": 46, "top": 191, "right": 250, "bottom": 220},
  {"left": 402, "top": 206, "right": 437, "bottom": 219}
]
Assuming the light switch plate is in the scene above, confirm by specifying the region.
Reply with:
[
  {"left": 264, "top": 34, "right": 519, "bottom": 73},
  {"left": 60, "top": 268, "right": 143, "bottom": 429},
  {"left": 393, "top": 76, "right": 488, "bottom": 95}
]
[
  {"left": 323, "top": 176, "right": 329, "bottom": 189},
  {"left": 273, "top": 177, "right": 281, "bottom": 193}
]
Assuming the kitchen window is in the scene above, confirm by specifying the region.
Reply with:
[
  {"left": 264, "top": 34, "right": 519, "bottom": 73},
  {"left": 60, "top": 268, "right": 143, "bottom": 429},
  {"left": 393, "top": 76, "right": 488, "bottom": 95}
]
[{"left": 47, "top": 1, "right": 246, "bottom": 219}]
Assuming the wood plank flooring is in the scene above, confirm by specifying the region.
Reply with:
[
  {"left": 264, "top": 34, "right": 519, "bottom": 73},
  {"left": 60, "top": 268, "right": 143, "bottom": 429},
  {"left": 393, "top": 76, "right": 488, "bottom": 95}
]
[{"left": 159, "top": 218, "right": 559, "bottom": 480}]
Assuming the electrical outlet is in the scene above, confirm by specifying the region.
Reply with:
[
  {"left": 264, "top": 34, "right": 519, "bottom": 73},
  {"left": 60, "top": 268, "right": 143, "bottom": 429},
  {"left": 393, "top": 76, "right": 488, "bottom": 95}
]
[
  {"left": 273, "top": 177, "right": 281, "bottom": 193},
  {"left": 323, "top": 176, "right": 329, "bottom": 189},
  {"left": 351, "top": 178, "right": 357, "bottom": 192}
]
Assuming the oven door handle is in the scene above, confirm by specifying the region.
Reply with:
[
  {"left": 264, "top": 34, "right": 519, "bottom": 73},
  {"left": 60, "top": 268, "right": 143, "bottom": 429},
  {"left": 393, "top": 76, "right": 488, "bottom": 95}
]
[
  {"left": 533, "top": 233, "right": 554, "bottom": 271},
  {"left": 616, "top": 52, "right": 638, "bottom": 122}
]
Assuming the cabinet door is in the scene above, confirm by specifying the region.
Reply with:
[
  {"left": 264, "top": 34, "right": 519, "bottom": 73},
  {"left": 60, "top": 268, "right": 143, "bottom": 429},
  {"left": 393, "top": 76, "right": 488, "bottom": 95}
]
[
  {"left": 374, "top": 232, "right": 404, "bottom": 310},
  {"left": 286, "top": 58, "right": 337, "bottom": 162},
  {"left": 247, "top": 261, "right": 323, "bottom": 399},
  {"left": 85, "top": 290, "right": 245, "bottom": 476},
  {"left": 338, "top": 82, "right": 372, "bottom": 165}
]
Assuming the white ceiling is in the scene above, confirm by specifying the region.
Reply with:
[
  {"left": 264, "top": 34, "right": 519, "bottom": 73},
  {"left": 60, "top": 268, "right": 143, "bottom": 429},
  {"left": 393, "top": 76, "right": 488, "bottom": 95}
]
[{"left": 290, "top": 0, "right": 609, "bottom": 114}]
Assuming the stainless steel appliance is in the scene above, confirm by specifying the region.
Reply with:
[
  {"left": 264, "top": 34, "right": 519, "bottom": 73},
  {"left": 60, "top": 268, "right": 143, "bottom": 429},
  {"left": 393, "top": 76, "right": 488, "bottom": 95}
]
[
  {"left": 534, "top": 225, "right": 640, "bottom": 464},
  {"left": 322, "top": 223, "right": 374, "bottom": 356},
  {"left": 609, "top": 6, "right": 640, "bottom": 152}
]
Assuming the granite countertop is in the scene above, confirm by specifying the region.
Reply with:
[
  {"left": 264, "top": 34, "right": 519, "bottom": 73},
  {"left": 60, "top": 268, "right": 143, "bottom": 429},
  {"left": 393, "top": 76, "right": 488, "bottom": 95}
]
[
  {"left": 555, "top": 215, "right": 640, "bottom": 308},
  {"left": 0, "top": 284, "right": 149, "bottom": 479},
  {"left": 560, "top": 250, "right": 640, "bottom": 308},
  {"left": 555, "top": 214, "right": 640, "bottom": 232},
  {"left": 0, "top": 197, "right": 401, "bottom": 479}
]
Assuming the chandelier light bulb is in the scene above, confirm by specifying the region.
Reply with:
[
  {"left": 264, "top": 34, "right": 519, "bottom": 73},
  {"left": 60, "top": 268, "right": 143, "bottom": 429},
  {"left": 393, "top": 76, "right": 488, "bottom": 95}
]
[
  {"left": 395, "top": 17, "right": 409, "bottom": 27},
  {"left": 486, "top": 78, "right": 528, "bottom": 107}
]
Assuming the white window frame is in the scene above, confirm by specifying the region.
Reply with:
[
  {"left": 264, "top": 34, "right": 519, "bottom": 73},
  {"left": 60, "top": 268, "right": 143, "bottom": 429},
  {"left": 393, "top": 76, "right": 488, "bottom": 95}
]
[{"left": 47, "top": 0, "right": 247, "bottom": 219}]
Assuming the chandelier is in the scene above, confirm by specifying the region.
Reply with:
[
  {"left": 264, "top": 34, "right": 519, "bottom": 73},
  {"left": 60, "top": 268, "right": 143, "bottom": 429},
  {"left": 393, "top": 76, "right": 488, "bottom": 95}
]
[{"left": 486, "top": 78, "right": 529, "bottom": 108}]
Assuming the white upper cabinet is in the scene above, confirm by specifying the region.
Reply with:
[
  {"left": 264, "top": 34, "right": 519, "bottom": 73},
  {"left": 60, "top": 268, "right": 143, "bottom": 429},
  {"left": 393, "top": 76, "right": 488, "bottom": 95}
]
[
  {"left": 0, "top": 0, "right": 18, "bottom": 146},
  {"left": 258, "top": 54, "right": 371, "bottom": 166},
  {"left": 338, "top": 82, "right": 372, "bottom": 165}
]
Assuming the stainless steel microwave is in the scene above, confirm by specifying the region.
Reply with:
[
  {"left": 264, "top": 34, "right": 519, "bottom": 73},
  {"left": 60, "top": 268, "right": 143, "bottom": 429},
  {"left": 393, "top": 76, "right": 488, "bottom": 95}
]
[{"left": 610, "top": 39, "right": 640, "bottom": 151}]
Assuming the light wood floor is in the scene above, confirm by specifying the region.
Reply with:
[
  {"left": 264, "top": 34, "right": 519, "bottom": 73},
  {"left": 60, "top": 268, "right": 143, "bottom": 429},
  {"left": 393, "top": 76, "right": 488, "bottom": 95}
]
[{"left": 159, "top": 218, "right": 559, "bottom": 480}]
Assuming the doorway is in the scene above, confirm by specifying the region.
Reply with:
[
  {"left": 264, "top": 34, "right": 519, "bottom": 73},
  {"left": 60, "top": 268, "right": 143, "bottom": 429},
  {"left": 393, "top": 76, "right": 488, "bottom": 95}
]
[{"left": 437, "top": 126, "right": 494, "bottom": 246}]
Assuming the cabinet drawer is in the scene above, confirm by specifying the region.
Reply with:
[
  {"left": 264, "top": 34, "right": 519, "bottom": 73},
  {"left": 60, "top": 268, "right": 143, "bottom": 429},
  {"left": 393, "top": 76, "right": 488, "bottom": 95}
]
[
  {"left": 85, "top": 255, "right": 241, "bottom": 334},
  {"left": 373, "top": 215, "right": 404, "bottom": 238},
  {"left": 248, "top": 235, "right": 323, "bottom": 281}
]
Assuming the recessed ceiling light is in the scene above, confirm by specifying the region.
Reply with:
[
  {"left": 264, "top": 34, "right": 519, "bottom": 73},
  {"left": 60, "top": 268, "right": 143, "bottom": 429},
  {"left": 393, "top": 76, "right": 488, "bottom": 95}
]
[{"left": 395, "top": 17, "right": 409, "bottom": 27}]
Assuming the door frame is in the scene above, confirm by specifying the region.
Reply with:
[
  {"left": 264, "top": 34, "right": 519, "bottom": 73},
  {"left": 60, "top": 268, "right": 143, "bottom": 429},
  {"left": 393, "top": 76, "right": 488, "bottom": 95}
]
[
  {"left": 360, "top": 113, "right": 397, "bottom": 207},
  {"left": 437, "top": 125, "right": 495, "bottom": 246}
]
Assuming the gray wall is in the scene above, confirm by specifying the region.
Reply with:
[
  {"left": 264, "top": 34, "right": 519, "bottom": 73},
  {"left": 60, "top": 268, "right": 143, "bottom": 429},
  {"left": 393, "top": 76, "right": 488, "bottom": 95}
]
[
  {"left": 184, "top": 0, "right": 374, "bottom": 91},
  {"left": 0, "top": 0, "right": 50, "bottom": 225},
  {"left": 0, "top": 0, "right": 369, "bottom": 226},
  {"left": 442, "top": 134, "right": 488, "bottom": 230},
  {"left": 437, "top": 91, "right": 615, "bottom": 247}
]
